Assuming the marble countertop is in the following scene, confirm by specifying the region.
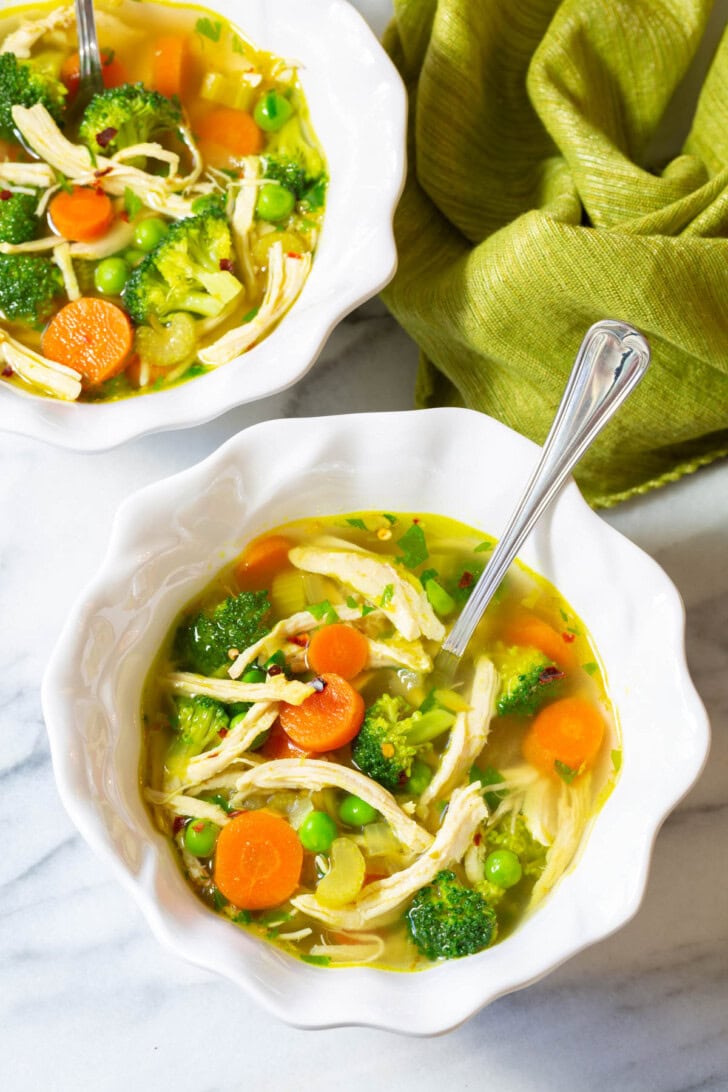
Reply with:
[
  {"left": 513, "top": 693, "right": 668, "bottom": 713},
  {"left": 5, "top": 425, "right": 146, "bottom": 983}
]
[{"left": 2, "top": 6, "right": 727, "bottom": 1091}]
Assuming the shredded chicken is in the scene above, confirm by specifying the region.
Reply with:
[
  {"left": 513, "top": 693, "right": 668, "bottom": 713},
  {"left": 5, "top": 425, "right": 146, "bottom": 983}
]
[
  {"left": 179, "top": 703, "right": 279, "bottom": 788},
  {"left": 52, "top": 242, "right": 80, "bottom": 301},
  {"left": 419, "top": 656, "right": 499, "bottom": 810},
  {"left": 232, "top": 758, "right": 433, "bottom": 856},
  {"left": 68, "top": 220, "right": 135, "bottom": 260},
  {"left": 1, "top": 5, "right": 75, "bottom": 56},
  {"left": 231, "top": 158, "right": 260, "bottom": 297},
  {"left": 198, "top": 242, "right": 311, "bottom": 366},
  {"left": 0, "top": 161, "right": 56, "bottom": 188},
  {"left": 0, "top": 235, "right": 65, "bottom": 255},
  {"left": 164, "top": 671, "right": 315, "bottom": 706},
  {"left": 291, "top": 781, "right": 487, "bottom": 929},
  {"left": 308, "top": 932, "right": 386, "bottom": 964},
  {"left": 145, "top": 788, "right": 230, "bottom": 828},
  {"left": 287, "top": 544, "right": 445, "bottom": 643},
  {"left": 531, "top": 776, "right": 592, "bottom": 905},
  {"left": 0, "top": 329, "right": 81, "bottom": 400}
]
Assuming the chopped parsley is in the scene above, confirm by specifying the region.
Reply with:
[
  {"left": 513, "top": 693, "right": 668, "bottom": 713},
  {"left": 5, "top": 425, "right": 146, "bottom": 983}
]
[
  {"left": 195, "top": 16, "right": 222, "bottom": 40},
  {"left": 554, "top": 760, "right": 580, "bottom": 784},
  {"left": 380, "top": 584, "right": 394, "bottom": 608},
  {"left": 346, "top": 518, "right": 367, "bottom": 531},
  {"left": 309, "top": 599, "right": 338, "bottom": 624},
  {"left": 396, "top": 523, "right": 429, "bottom": 569}
]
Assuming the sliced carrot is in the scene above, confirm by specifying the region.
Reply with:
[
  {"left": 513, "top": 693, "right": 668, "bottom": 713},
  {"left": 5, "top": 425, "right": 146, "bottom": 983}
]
[
  {"left": 504, "top": 613, "right": 576, "bottom": 669},
  {"left": 279, "top": 673, "right": 365, "bottom": 753},
  {"left": 151, "top": 36, "right": 188, "bottom": 99},
  {"left": 308, "top": 623, "right": 369, "bottom": 680},
  {"left": 260, "top": 718, "right": 311, "bottom": 761},
  {"left": 236, "top": 534, "right": 293, "bottom": 590},
  {"left": 42, "top": 298, "right": 133, "bottom": 384},
  {"left": 197, "top": 107, "right": 263, "bottom": 167},
  {"left": 61, "top": 48, "right": 128, "bottom": 98},
  {"left": 49, "top": 187, "right": 114, "bottom": 243},
  {"left": 522, "top": 697, "right": 605, "bottom": 779},
  {"left": 213, "top": 810, "right": 303, "bottom": 910}
]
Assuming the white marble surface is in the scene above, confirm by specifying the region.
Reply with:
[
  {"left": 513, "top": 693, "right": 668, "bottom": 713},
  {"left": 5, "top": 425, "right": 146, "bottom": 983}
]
[{"left": 2, "top": 5, "right": 728, "bottom": 1090}]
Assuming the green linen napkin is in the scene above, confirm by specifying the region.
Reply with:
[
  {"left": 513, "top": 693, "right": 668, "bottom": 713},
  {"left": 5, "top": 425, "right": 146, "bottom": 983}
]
[{"left": 381, "top": 0, "right": 728, "bottom": 507}]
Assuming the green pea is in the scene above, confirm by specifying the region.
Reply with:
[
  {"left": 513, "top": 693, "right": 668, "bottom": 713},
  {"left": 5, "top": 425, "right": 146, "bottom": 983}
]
[
  {"left": 183, "top": 818, "right": 219, "bottom": 857},
  {"left": 242, "top": 666, "right": 267, "bottom": 684},
  {"left": 93, "top": 256, "right": 129, "bottom": 296},
  {"left": 253, "top": 90, "right": 294, "bottom": 132},
  {"left": 200, "top": 791, "right": 230, "bottom": 813},
  {"left": 405, "top": 758, "right": 433, "bottom": 797},
  {"left": 338, "top": 794, "right": 378, "bottom": 827},
  {"left": 133, "top": 216, "right": 169, "bottom": 252},
  {"left": 484, "top": 849, "right": 522, "bottom": 889},
  {"left": 298, "top": 810, "right": 337, "bottom": 853},
  {"left": 122, "top": 247, "right": 146, "bottom": 267},
  {"left": 256, "top": 183, "right": 295, "bottom": 222}
]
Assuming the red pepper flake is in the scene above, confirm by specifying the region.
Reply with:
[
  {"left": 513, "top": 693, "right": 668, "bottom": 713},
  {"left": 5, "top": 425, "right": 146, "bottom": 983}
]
[
  {"left": 218, "top": 726, "right": 229, "bottom": 738},
  {"left": 539, "top": 666, "right": 566, "bottom": 684},
  {"left": 285, "top": 251, "right": 301, "bottom": 259},
  {"left": 119, "top": 210, "right": 129, "bottom": 222},
  {"left": 290, "top": 633, "right": 309, "bottom": 647},
  {"left": 412, "top": 518, "right": 420, "bottom": 524},
  {"left": 96, "top": 127, "right": 117, "bottom": 149},
  {"left": 562, "top": 632, "right": 576, "bottom": 644},
  {"left": 191, "top": 821, "right": 206, "bottom": 833},
  {"left": 172, "top": 816, "right": 186, "bottom": 835},
  {"left": 227, "top": 809, "right": 243, "bottom": 818},
  {"left": 219, "top": 258, "right": 234, "bottom": 271},
  {"left": 474, "top": 832, "right": 482, "bottom": 846},
  {"left": 267, "top": 664, "right": 283, "bottom": 677},
  {"left": 458, "top": 570, "right": 474, "bottom": 589},
  {"left": 94, "top": 167, "right": 113, "bottom": 180},
  {"left": 1, "top": 365, "right": 13, "bottom": 377},
  {"left": 0, "top": 190, "right": 11, "bottom": 201}
]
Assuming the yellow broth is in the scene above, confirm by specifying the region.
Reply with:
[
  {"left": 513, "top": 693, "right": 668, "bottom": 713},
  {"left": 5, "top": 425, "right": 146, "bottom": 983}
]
[
  {"left": 141, "top": 512, "right": 619, "bottom": 971},
  {"left": 0, "top": 0, "right": 325, "bottom": 400}
]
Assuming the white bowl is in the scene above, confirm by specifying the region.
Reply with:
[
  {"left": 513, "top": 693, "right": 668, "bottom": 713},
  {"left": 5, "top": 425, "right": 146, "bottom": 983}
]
[
  {"left": 42, "top": 409, "right": 710, "bottom": 1034},
  {"left": 0, "top": 0, "right": 406, "bottom": 450}
]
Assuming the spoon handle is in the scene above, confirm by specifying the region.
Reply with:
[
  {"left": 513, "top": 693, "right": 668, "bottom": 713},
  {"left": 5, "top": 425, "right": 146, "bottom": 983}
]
[
  {"left": 75, "top": 0, "right": 103, "bottom": 104},
  {"left": 440, "top": 320, "right": 651, "bottom": 662}
]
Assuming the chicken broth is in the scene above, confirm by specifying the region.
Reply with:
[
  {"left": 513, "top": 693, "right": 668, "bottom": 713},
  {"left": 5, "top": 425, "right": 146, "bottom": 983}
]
[
  {"left": 0, "top": 0, "right": 325, "bottom": 402},
  {"left": 142, "top": 512, "right": 619, "bottom": 971}
]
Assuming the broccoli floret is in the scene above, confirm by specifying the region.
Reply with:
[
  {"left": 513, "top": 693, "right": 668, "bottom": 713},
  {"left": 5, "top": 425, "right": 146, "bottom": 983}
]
[
  {"left": 124, "top": 207, "right": 243, "bottom": 323},
  {"left": 173, "top": 590, "right": 271, "bottom": 676},
  {"left": 0, "top": 52, "right": 66, "bottom": 139},
  {"left": 406, "top": 870, "right": 497, "bottom": 960},
  {"left": 165, "top": 694, "right": 230, "bottom": 779},
  {"left": 264, "top": 115, "right": 324, "bottom": 186},
  {"left": 495, "top": 645, "right": 563, "bottom": 717},
  {"left": 263, "top": 154, "right": 327, "bottom": 210},
  {"left": 351, "top": 693, "right": 455, "bottom": 791},
  {"left": 0, "top": 253, "right": 63, "bottom": 325},
  {"left": 0, "top": 188, "right": 39, "bottom": 243},
  {"left": 476, "top": 813, "right": 548, "bottom": 911},
  {"left": 78, "top": 82, "right": 182, "bottom": 156}
]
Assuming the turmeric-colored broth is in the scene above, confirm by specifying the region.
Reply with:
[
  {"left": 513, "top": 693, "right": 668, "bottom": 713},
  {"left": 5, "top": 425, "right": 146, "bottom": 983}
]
[
  {"left": 142, "top": 512, "right": 619, "bottom": 971},
  {"left": 0, "top": 0, "right": 325, "bottom": 401}
]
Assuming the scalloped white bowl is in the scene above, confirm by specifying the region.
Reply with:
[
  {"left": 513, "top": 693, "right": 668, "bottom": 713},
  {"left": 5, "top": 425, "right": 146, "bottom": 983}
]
[
  {"left": 42, "top": 409, "right": 710, "bottom": 1033},
  {"left": 0, "top": 0, "right": 406, "bottom": 450}
]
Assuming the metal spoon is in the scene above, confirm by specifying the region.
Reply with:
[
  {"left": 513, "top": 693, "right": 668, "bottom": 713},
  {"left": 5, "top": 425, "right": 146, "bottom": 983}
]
[
  {"left": 434, "top": 319, "right": 651, "bottom": 681},
  {"left": 72, "top": 0, "right": 104, "bottom": 115}
]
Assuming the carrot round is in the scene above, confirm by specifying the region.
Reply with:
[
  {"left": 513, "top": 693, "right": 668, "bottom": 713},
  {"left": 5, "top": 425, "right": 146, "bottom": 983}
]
[
  {"left": 61, "top": 48, "right": 127, "bottom": 97},
  {"left": 197, "top": 107, "right": 263, "bottom": 166},
  {"left": 504, "top": 613, "right": 576, "bottom": 669},
  {"left": 151, "top": 36, "right": 188, "bottom": 99},
  {"left": 522, "top": 697, "right": 605, "bottom": 779},
  {"left": 236, "top": 534, "right": 292, "bottom": 590},
  {"left": 42, "top": 298, "right": 133, "bottom": 384},
  {"left": 213, "top": 810, "right": 303, "bottom": 910},
  {"left": 308, "top": 623, "right": 369, "bottom": 680},
  {"left": 260, "top": 718, "right": 311, "bottom": 761},
  {"left": 279, "top": 673, "right": 365, "bottom": 753},
  {"left": 49, "top": 187, "right": 114, "bottom": 243}
]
